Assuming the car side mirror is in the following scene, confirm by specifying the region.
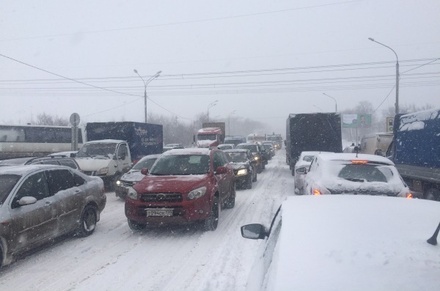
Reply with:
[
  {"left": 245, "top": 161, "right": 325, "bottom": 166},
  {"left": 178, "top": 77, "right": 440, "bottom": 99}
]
[
  {"left": 215, "top": 166, "right": 228, "bottom": 174},
  {"left": 19, "top": 196, "right": 38, "bottom": 206},
  {"left": 241, "top": 224, "right": 268, "bottom": 239},
  {"left": 141, "top": 168, "right": 149, "bottom": 175}
]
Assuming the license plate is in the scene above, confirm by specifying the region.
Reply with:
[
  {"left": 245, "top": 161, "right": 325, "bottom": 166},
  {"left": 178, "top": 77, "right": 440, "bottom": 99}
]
[{"left": 146, "top": 208, "right": 173, "bottom": 217}]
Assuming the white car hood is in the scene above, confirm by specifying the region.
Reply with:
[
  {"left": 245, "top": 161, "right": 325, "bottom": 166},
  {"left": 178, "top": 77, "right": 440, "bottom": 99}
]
[
  {"left": 75, "top": 157, "right": 111, "bottom": 171},
  {"left": 267, "top": 196, "right": 440, "bottom": 290},
  {"left": 120, "top": 170, "right": 144, "bottom": 183}
]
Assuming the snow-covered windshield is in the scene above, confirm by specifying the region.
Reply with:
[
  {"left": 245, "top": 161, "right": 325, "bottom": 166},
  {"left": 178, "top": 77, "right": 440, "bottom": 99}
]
[
  {"left": 303, "top": 155, "right": 315, "bottom": 162},
  {"left": 150, "top": 154, "right": 210, "bottom": 175},
  {"left": 225, "top": 152, "right": 248, "bottom": 163},
  {"left": 76, "top": 143, "right": 117, "bottom": 158},
  {"left": 132, "top": 157, "right": 158, "bottom": 170}
]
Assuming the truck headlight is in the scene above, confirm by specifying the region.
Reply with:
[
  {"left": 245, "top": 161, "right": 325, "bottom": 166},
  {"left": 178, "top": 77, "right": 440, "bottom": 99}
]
[
  {"left": 97, "top": 167, "right": 109, "bottom": 175},
  {"left": 188, "top": 186, "right": 207, "bottom": 200},
  {"left": 127, "top": 187, "right": 138, "bottom": 200},
  {"left": 253, "top": 156, "right": 260, "bottom": 161},
  {"left": 237, "top": 168, "right": 248, "bottom": 176}
]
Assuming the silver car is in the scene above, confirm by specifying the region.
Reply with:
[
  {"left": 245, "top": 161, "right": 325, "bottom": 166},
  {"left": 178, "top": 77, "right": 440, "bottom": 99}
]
[
  {"left": 0, "top": 164, "right": 106, "bottom": 267},
  {"left": 115, "top": 154, "right": 161, "bottom": 199}
]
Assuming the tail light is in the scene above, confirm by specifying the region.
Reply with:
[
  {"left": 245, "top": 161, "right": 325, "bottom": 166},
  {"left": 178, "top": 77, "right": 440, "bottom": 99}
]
[{"left": 312, "top": 188, "right": 322, "bottom": 195}]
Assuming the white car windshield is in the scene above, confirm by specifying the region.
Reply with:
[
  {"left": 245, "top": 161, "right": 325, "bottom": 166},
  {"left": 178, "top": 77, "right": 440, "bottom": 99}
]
[{"left": 76, "top": 143, "right": 116, "bottom": 158}]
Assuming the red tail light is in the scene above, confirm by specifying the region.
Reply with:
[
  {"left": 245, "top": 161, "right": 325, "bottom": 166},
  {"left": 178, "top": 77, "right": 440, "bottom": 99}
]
[
  {"left": 351, "top": 160, "right": 368, "bottom": 165},
  {"left": 313, "top": 189, "right": 321, "bottom": 195}
]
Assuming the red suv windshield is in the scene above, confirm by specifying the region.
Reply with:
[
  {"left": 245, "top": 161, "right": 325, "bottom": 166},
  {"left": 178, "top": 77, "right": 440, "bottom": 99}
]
[{"left": 151, "top": 155, "right": 210, "bottom": 175}]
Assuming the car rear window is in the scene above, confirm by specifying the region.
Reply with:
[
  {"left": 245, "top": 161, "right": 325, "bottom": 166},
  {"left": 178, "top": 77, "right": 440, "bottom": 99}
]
[{"left": 337, "top": 164, "right": 393, "bottom": 183}]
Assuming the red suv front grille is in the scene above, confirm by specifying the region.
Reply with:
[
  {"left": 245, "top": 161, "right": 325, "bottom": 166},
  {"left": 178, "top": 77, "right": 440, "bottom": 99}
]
[{"left": 140, "top": 193, "right": 183, "bottom": 203}]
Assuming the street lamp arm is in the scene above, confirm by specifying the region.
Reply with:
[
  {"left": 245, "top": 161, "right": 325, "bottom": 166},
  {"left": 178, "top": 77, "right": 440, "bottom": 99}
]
[
  {"left": 368, "top": 37, "right": 399, "bottom": 115},
  {"left": 368, "top": 38, "right": 399, "bottom": 62},
  {"left": 133, "top": 69, "right": 162, "bottom": 123},
  {"left": 133, "top": 69, "right": 147, "bottom": 87},
  {"left": 146, "top": 70, "right": 162, "bottom": 85},
  {"left": 322, "top": 93, "right": 338, "bottom": 112}
]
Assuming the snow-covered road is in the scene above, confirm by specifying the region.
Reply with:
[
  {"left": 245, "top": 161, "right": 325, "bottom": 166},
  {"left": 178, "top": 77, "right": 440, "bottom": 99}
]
[{"left": 0, "top": 150, "right": 293, "bottom": 291}]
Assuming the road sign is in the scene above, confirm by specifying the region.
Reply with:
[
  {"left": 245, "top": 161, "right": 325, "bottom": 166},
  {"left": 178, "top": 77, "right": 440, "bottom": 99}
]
[
  {"left": 342, "top": 114, "right": 358, "bottom": 128},
  {"left": 342, "top": 114, "right": 372, "bottom": 128},
  {"left": 70, "top": 112, "right": 80, "bottom": 126}
]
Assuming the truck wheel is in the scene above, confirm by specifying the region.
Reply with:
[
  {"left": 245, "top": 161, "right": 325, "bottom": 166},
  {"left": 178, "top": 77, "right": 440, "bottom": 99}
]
[
  {"left": 425, "top": 188, "right": 440, "bottom": 201},
  {"left": 225, "top": 183, "right": 236, "bottom": 208},
  {"left": 128, "top": 219, "right": 146, "bottom": 231},
  {"left": 246, "top": 176, "right": 253, "bottom": 189},
  {"left": 0, "top": 245, "right": 3, "bottom": 268},
  {"left": 204, "top": 196, "right": 219, "bottom": 231},
  {"left": 76, "top": 205, "right": 97, "bottom": 237}
]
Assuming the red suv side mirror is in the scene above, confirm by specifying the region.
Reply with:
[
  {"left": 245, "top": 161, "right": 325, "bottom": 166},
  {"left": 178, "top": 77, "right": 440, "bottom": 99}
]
[
  {"left": 141, "top": 168, "right": 149, "bottom": 175},
  {"left": 215, "top": 166, "right": 228, "bottom": 174}
]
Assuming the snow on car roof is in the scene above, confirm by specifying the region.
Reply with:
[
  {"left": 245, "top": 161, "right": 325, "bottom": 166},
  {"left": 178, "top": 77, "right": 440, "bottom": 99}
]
[
  {"left": 85, "top": 139, "right": 126, "bottom": 144},
  {"left": 268, "top": 195, "right": 440, "bottom": 290},
  {"left": 223, "top": 149, "right": 248, "bottom": 153},
  {"left": 197, "top": 127, "right": 222, "bottom": 133},
  {"left": 163, "top": 148, "right": 210, "bottom": 155},
  {"left": 317, "top": 153, "right": 394, "bottom": 165},
  {"left": 140, "top": 154, "right": 162, "bottom": 159},
  {"left": 299, "top": 151, "right": 331, "bottom": 157},
  {"left": 0, "top": 164, "right": 62, "bottom": 175}
]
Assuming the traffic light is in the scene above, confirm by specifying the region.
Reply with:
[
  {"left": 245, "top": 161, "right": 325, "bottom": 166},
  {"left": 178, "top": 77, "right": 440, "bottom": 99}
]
[{"left": 386, "top": 117, "right": 394, "bottom": 132}]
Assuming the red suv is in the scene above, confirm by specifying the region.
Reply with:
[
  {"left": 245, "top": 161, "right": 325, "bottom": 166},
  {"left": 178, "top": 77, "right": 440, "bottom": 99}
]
[{"left": 125, "top": 148, "right": 236, "bottom": 231}]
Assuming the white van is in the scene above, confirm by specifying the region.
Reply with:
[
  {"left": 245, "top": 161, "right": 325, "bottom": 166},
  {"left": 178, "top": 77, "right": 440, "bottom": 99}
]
[{"left": 360, "top": 133, "right": 393, "bottom": 156}]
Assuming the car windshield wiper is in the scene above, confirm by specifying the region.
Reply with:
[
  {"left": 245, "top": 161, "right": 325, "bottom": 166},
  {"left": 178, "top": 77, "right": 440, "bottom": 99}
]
[{"left": 344, "top": 177, "right": 365, "bottom": 182}]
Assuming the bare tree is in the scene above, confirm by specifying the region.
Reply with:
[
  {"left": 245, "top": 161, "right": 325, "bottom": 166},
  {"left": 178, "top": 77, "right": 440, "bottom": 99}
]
[{"left": 33, "top": 113, "right": 69, "bottom": 126}]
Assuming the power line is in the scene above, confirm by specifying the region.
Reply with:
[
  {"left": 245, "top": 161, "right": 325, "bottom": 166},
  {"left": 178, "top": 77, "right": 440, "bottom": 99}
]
[
  {"left": 1, "top": 58, "right": 437, "bottom": 86},
  {"left": 0, "top": 53, "right": 191, "bottom": 120},
  {"left": 1, "top": 0, "right": 361, "bottom": 42}
]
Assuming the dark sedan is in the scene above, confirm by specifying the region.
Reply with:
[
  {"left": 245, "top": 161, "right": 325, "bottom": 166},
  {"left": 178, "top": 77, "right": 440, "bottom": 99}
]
[{"left": 224, "top": 149, "right": 257, "bottom": 189}]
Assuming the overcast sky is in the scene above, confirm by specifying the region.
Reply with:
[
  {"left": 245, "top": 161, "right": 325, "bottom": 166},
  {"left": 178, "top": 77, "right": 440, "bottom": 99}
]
[{"left": 1, "top": 0, "right": 439, "bottom": 134}]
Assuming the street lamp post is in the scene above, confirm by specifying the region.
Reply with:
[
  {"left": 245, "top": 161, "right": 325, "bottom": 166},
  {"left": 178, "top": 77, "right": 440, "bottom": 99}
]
[
  {"left": 228, "top": 110, "right": 236, "bottom": 135},
  {"left": 322, "top": 93, "right": 338, "bottom": 112},
  {"left": 133, "top": 70, "right": 162, "bottom": 123},
  {"left": 368, "top": 37, "right": 399, "bottom": 115},
  {"left": 207, "top": 100, "right": 218, "bottom": 121}
]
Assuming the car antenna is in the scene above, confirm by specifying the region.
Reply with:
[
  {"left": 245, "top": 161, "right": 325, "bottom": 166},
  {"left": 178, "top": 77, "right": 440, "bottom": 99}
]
[{"left": 427, "top": 221, "right": 440, "bottom": 245}]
